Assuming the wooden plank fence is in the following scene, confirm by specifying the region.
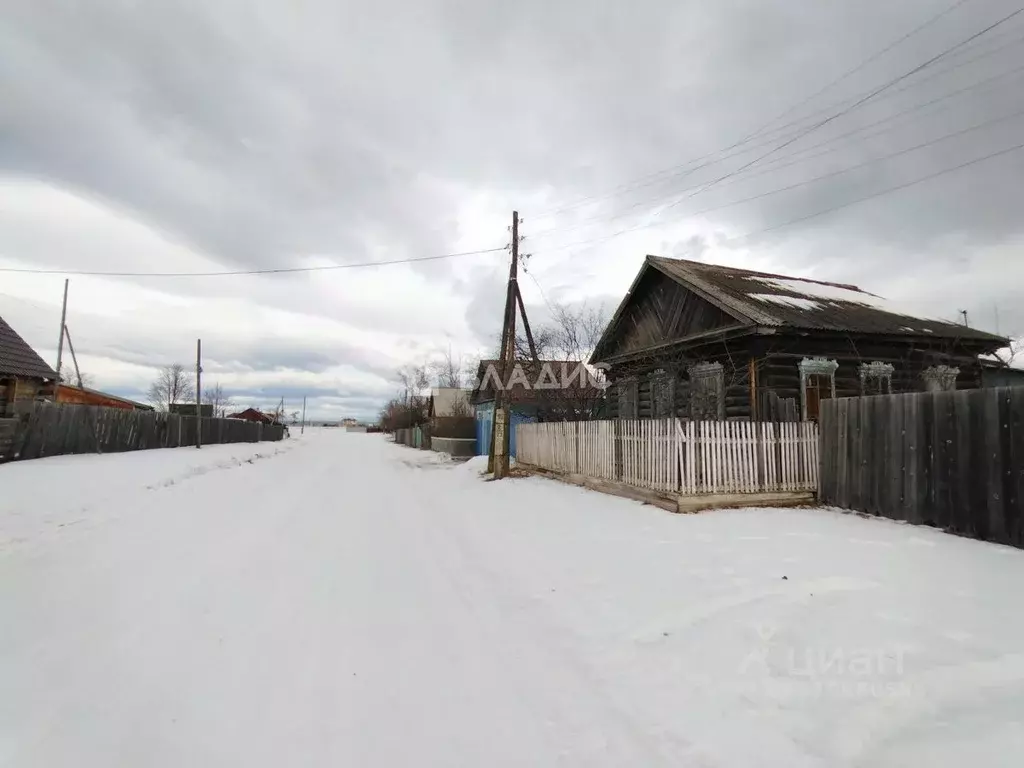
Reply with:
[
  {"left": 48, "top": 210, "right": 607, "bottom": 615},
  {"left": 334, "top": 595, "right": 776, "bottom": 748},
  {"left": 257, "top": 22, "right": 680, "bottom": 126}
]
[
  {"left": 820, "top": 388, "right": 1024, "bottom": 548},
  {"left": 0, "top": 403, "right": 285, "bottom": 462},
  {"left": 516, "top": 418, "right": 818, "bottom": 496}
]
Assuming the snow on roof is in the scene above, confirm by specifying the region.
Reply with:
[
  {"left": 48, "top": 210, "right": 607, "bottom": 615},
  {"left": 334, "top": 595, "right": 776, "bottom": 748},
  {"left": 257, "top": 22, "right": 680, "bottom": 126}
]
[
  {"left": 748, "top": 276, "right": 887, "bottom": 310},
  {"left": 747, "top": 293, "right": 823, "bottom": 311},
  {"left": 643, "top": 256, "right": 1007, "bottom": 346}
]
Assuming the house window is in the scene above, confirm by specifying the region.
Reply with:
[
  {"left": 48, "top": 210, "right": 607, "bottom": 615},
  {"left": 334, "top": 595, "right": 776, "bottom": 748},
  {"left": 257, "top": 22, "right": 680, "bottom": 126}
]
[
  {"left": 799, "top": 357, "right": 838, "bottom": 421},
  {"left": 688, "top": 362, "right": 724, "bottom": 421},
  {"left": 859, "top": 362, "right": 894, "bottom": 395},
  {"left": 650, "top": 369, "right": 675, "bottom": 418},
  {"left": 922, "top": 365, "right": 959, "bottom": 392},
  {"left": 617, "top": 377, "right": 638, "bottom": 419}
]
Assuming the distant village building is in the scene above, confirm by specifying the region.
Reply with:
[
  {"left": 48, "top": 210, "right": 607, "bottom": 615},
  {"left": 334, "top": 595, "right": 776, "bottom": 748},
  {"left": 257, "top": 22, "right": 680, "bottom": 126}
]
[
  {"left": 980, "top": 357, "right": 1024, "bottom": 388},
  {"left": 227, "top": 407, "right": 278, "bottom": 425},
  {"left": 169, "top": 403, "right": 213, "bottom": 418},
  {"left": 0, "top": 314, "right": 57, "bottom": 417},
  {"left": 428, "top": 387, "right": 472, "bottom": 418},
  {"left": 469, "top": 359, "right": 604, "bottom": 457},
  {"left": 56, "top": 384, "right": 153, "bottom": 411}
]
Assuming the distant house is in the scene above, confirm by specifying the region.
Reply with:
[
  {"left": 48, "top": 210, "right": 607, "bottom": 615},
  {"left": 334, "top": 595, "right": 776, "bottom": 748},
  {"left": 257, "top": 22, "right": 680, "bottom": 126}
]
[
  {"left": 428, "top": 387, "right": 472, "bottom": 418},
  {"left": 169, "top": 403, "right": 214, "bottom": 418},
  {"left": 0, "top": 314, "right": 57, "bottom": 417},
  {"left": 227, "top": 407, "right": 276, "bottom": 425},
  {"left": 981, "top": 358, "right": 1024, "bottom": 388},
  {"left": 590, "top": 256, "right": 1008, "bottom": 422},
  {"left": 56, "top": 384, "right": 153, "bottom": 411},
  {"left": 469, "top": 359, "right": 604, "bottom": 457}
]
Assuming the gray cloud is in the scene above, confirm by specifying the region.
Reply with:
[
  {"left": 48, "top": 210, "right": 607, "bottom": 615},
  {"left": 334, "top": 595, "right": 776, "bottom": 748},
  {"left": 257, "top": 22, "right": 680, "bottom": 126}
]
[{"left": 3, "top": 0, "right": 1022, "bottom": 422}]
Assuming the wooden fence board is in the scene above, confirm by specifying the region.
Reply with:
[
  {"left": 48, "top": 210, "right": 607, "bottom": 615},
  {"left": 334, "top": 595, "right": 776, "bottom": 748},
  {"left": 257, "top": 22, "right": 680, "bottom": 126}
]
[
  {"left": 517, "top": 417, "right": 819, "bottom": 498},
  {"left": 0, "top": 403, "right": 284, "bottom": 462},
  {"left": 1008, "top": 392, "right": 1024, "bottom": 546},
  {"left": 820, "top": 389, "right": 1024, "bottom": 550}
]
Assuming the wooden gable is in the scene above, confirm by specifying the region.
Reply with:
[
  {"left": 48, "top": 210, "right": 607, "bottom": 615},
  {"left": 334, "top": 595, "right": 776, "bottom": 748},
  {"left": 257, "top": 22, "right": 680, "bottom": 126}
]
[{"left": 596, "top": 265, "right": 738, "bottom": 360}]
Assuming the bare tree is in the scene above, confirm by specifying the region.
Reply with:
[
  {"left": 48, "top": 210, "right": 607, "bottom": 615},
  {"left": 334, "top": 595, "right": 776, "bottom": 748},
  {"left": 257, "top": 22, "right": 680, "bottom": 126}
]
[
  {"left": 433, "top": 345, "right": 464, "bottom": 388},
  {"left": 446, "top": 393, "right": 472, "bottom": 417},
  {"left": 489, "top": 301, "right": 608, "bottom": 365},
  {"left": 396, "top": 363, "right": 429, "bottom": 405},
  {"left": 59, "top": 370, "right": 96, "bottom": 388},
  {"left": 378, "top": 394, "right": 425, "bottom": 431},
  {"left": 203, "top": 382, "right": 231, "bottom": 418},
  {"left": 148, "top": 364, "right": 195, "bottom": 411},
  {"left": 548, "top": 301, "right": 608, "bottom": 362},
  {"left": 485, "top": 301, "right": 610, "bottom": 420},
  {"left": 266, "top": 398, "right": 286, "bottom": 425}
]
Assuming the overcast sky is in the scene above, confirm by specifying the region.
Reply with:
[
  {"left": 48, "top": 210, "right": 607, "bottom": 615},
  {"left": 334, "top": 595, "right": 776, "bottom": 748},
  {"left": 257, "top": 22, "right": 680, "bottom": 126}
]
[{"left": 2, "top": 0, "right": 1022, "bottom": 420}]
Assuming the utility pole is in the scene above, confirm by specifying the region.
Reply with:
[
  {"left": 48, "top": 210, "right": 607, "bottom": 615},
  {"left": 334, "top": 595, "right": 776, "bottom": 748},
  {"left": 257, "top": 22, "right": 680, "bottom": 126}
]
[
  {"left": 301, "top": 395, "right": 307, "bottom": 435},
  {"left": 64, "top": 325, "right": 83, "bottom": 388},
  {"left": 196, "top": 338, "right": 202, "bottom": 449},
  {"left": 489, "top": 211, "right": 521, "bottom": 479},
  {"left": 960, "top": 309, "right": 970, "bottom": 327},
  {"left": 54, "top": 279, "right": 69, "bottom": 402}
]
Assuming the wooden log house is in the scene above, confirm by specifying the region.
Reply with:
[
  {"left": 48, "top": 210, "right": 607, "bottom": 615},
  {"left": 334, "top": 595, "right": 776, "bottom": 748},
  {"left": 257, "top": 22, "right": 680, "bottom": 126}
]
[
  {"left": 0, "top": 314, "right": 57, "bottom": 417},
  {"left": 590, "top": 256, "right": 1008, "bottom": 422}
]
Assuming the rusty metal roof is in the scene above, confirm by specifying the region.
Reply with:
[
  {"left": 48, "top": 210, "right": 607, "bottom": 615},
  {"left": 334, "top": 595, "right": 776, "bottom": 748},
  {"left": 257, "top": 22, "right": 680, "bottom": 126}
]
[
  {"left": 648, "top": 256, "right": 1006, "bottom": 345},
  {"left": 0, "top": 314, "right": 58, "bottom": 380}
]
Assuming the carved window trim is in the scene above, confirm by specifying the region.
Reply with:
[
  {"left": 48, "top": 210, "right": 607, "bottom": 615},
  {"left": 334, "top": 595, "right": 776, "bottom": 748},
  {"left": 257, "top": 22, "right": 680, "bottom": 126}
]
[
  {"left": 617, "top": 376, "right": 638, "bottom": 419},
  {"left": 688, "top": 361, "right": 725, "bottom": 421},
  {"left": 922, "top": 364, "right": 959, "bottom": 392},
  {"left": 799, "top": 357, "right": 838, "bottom": 421},
  {"left": 650, "top": 369, "right": 675, "bottom": 419},
  {"left": 859, "top": 361, "right": 894, "bottom": 395}
]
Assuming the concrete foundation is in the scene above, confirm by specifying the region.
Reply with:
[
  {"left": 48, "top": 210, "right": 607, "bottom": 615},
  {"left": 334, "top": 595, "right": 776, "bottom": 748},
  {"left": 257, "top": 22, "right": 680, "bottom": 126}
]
[
  {"left": 518, "top": 463, "right": 815, "bottom": 513},
  {"left": 431, "top": 436, "right": 477, "bottom": 458}
]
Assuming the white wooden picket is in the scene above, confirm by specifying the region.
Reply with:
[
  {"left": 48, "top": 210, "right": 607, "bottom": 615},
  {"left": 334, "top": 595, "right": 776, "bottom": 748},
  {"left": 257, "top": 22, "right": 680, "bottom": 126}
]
[{"left": 516, "top": 418, "right": 818, "bottom": 496}]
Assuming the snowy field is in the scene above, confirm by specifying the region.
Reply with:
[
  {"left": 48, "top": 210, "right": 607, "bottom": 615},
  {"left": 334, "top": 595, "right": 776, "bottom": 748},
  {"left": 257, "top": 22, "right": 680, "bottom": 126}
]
[{"left": 2, "top": 430, "right": 1024, "bottom": 766}]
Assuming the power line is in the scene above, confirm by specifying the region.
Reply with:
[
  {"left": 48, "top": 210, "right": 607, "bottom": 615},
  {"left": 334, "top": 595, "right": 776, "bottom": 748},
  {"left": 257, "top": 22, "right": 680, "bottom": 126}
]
[
  {"left": 671, "top": 107, "right": 1024, "bottom": 222},
  {"left": 532, "top": 8, "right": 1024, "bottom": 220},
  {"left": 539, "top": 138, "right": 1024, "bottom": 256},
  {"left": 524, "top": 267, "right": 556, "bottom": 315},
  {"left": 530, "top": 62, "right": 1024, "bottom": 240},
  {"left": 711, "top": 60, "right": 1024, "bottom": 182},
  {"left": 674, "top": 6, "right": 1024, "bottom": 203},
  {"left": 0, "top": 246, "right": 507, "bottom": 278},
  {"left": 730, "top": 22, "right": 1024, "bottom": 151},
  {"left": 734, "top": 0, "right": 976, "bottom": 143},
  {"left": 750, "top": 139, "right": 1024, "bottom": 238}
]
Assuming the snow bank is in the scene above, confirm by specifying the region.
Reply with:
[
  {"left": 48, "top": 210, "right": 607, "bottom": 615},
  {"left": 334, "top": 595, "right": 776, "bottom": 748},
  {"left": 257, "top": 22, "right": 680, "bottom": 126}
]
[
  {"left": 3, "top": 430, "right": 1024, "bottom": 767},
  {"left": 0, "top": 440, "right": 293, "bottom": 550},
  {"left": 457, "top": 454, "right": 490, "bottom": 473}
]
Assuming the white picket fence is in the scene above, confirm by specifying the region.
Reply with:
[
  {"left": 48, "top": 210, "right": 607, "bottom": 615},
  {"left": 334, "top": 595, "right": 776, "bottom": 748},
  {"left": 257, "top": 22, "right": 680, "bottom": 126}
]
[{"left": 516, "top": 419, "right": 818, "bottom": 496}]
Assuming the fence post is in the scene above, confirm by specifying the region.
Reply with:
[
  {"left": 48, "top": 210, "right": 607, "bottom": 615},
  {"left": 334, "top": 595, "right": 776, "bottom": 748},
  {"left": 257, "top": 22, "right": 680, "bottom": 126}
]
[
  {"left": 613, "top": 419, "right": 622, "bottom": 482},
  {"left": 575, "top": 421, "right": 581, "bottom": 474}
]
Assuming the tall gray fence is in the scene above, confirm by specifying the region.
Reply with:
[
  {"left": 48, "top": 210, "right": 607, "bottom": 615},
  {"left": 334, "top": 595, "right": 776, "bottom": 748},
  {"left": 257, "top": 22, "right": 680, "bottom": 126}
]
[
  {"left": 0, "top": 403, "right": 285, "bottom": 462},
  {"left": 819, "top": 388, "right": 1024, "bottom": 547}
]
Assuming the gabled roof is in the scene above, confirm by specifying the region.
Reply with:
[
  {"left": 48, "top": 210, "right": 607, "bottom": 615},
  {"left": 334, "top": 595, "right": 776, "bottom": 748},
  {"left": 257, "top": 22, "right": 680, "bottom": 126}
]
[
  {"left": 429, "top": 387, "right": 471, "bottom": 417},
  {"left": 0, "top": 314, "right": 58, "bottom": 380},
  {"left": 593, "top": 256, "right": 1007, "bottom": 361},
  {"left": 57, "top": 384, "right": 154, "bottom": 410},
  {"left": 227, "top": 407, "right": 275, "bottom": 424}
]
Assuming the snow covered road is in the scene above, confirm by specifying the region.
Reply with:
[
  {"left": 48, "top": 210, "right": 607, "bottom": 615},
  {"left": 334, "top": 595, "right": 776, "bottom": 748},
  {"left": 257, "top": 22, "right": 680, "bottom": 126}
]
[{"left": 3, "top": 431, "right": 1024, "bottom": 766}]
